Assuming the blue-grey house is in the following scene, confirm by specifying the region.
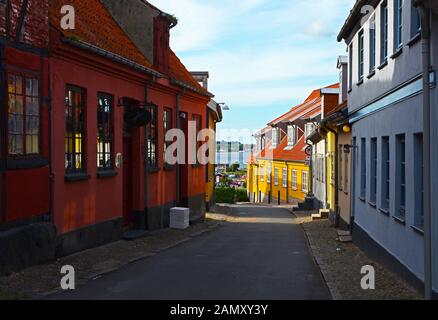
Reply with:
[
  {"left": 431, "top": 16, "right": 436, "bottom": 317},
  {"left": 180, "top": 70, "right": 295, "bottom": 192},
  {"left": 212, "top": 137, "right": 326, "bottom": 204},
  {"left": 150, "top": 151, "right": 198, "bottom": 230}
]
[{"left": 337, "top": 0, "right": 437, "bottom": 297}]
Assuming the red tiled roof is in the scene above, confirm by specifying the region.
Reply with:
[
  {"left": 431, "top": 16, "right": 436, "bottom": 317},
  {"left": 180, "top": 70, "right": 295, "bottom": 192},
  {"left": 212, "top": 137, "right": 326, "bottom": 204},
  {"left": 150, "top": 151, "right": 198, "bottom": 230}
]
[
  {"left": 256, "top": 137, "right": 307, "bottom": 162},
  {"left": 268, "top": 83, "right": 339, "bottom": 126},
  {"left": 49, "top": 0, "right": 152, "bottom": 68}
]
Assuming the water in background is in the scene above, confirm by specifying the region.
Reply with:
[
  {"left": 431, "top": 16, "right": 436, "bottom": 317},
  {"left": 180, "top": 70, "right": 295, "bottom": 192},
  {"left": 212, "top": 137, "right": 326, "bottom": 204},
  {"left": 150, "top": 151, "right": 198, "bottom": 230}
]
[{"left": 216, "top": 151, "right": 251, "bottom": 169}]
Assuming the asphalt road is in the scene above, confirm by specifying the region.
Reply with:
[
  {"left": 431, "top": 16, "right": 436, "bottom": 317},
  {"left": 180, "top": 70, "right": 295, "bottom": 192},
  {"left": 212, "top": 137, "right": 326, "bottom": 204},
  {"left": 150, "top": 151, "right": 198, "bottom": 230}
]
[{"left": 51, "top": 205, "right": 331, "bottom": 300}]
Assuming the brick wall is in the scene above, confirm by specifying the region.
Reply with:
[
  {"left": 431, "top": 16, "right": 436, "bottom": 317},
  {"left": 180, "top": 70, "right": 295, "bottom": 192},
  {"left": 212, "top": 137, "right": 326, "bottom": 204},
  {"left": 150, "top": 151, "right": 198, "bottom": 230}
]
[{"left": 0, "top": 0, "right": 48, "bottom": 48}]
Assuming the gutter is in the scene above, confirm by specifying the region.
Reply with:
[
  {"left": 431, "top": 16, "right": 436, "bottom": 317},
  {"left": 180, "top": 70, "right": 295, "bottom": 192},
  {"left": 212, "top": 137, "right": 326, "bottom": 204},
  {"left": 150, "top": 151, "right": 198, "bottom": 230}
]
[
  {"left": 170, "top": 77, "right": 214, "bottom": 98},
  {"left": 176, "top": 89, "right": 185, "bottom": 206},
  {"left": 414, "top": 0, "right": 433, "bottom": 300}
]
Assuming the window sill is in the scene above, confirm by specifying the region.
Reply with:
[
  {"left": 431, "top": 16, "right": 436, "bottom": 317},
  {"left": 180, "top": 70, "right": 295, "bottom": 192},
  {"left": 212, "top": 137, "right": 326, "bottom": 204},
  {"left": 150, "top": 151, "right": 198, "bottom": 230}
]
[
  {"left": 411, "top": 225, "right": 424, "bottom": 236},
  {"left": 367, "top": 70, "right": 376, "bottom": 79},
  {"left": 65, "top": 172, "right": 91, "bottom": 182},
  {"left": 97, "top": 170, "right": 118, "bottom": 179},
  {"left": 356, "top": 79, "right": 364, "bottom": 86},
  {"left": 359, "top": 197, "right": 366, "bottom": 202},
  {"left": 390, "top": 47, "right": 403, "bottom": 60},
  {"left": 378, "top": 60, "right": 388, "bottom": 70},
  {"left": 368, "top": 201, "right": 377, "bottom": 208},
  {"left": 407, "top": 33, "right": 421, "bottom": 47},
  {"left": 348, "top": 87, "right": 352, "bottom": 94},
  {"left": 393, "top": 215, "right": 406, "bottom": 225},
  {"left": 379, "top": 208, "right": 390, "bottom": 216}
]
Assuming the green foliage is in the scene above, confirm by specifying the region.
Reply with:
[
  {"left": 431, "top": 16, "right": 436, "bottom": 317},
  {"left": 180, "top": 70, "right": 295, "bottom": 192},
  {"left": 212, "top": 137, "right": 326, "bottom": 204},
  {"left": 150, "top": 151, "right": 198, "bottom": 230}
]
[{"left": 215, "top": 187, "right": 248, "bottom": 204}]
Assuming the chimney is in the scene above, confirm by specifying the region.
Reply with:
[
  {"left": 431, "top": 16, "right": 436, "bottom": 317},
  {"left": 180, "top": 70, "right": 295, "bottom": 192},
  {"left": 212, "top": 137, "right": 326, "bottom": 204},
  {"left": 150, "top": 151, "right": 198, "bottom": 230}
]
[
  {"left": 337, "top": 55, "right": 348, "bottom": 104},
  {"left": 153, "top": 14, "right": 171, "bottom": 74}
]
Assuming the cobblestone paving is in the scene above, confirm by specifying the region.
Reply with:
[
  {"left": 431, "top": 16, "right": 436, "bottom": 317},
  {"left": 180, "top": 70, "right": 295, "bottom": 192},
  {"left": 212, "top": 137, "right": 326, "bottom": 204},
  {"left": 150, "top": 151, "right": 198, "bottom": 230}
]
[
  {"left": 0, "top": 215, "right": 226, "bottom": 300},
  {"left": 302, "top": 219, "right": 422, "bottom": 300}
]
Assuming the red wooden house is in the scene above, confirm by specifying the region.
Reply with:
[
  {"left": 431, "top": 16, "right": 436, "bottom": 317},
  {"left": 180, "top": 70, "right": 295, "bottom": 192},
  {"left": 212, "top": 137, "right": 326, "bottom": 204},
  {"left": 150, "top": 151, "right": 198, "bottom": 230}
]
[
  {"left": 49, "top": 0, "right": 212, "bottom": 255},
  {"left": 1, "top": 0, "right": 213, "bottom": 273}
]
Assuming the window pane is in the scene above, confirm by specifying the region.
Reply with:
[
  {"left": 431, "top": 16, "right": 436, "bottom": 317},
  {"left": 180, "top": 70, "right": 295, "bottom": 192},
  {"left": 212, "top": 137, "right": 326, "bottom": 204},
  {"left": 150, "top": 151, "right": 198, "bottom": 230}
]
[{"left": 8, "top": 74, "right": 16, "bottom": 94}]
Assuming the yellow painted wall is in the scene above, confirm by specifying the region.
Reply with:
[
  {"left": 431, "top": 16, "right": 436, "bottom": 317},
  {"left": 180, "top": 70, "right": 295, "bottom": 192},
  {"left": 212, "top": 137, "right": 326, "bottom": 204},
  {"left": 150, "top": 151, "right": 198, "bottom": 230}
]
[
  {"left": 206, "top": 115, "right": 216, "bottom": 206},
  {"left": 326, "top": 130, "right": 337, "bottom": 211},
  {"left": 247, "top": 159, "right": 309, "bottom": 203}
]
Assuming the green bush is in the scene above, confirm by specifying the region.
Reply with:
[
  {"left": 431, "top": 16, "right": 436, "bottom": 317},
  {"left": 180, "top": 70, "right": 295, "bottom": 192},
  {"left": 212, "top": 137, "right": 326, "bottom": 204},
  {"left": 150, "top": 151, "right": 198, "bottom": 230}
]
[
  {"left": 235, "top": 188, "right": 249, "bottom": 202},
  {"left": 215, "top": 187, "right": 248, "bottom": 204}
]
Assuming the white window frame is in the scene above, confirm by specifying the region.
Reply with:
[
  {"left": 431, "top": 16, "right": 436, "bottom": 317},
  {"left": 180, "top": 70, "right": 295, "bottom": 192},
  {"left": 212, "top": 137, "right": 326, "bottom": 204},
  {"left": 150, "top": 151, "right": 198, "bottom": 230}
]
[
  {"left": 260, "top": 166, "right": 265, "bottom": 182},
  {"left": 274, "top": 167, "right": 279, "bottom": 186},
  {"left": 267, "top": 165, "right": 271, "bottom": 183},
  {"left": 282, "top": 168, "right": 288, "bottom": 188},
  {"left": 302, "top": 171, "right": 309, "bottom": 192},
  {"left": 292, "top": 170, "right": 297, "bottom": 190}
]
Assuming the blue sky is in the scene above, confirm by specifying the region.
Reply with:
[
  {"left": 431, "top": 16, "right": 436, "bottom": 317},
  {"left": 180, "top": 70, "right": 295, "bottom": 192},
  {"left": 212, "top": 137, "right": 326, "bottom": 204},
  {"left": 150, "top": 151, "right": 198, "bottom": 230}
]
[{"left": 150, "top": 0, "right": 356, "bottom": 142}]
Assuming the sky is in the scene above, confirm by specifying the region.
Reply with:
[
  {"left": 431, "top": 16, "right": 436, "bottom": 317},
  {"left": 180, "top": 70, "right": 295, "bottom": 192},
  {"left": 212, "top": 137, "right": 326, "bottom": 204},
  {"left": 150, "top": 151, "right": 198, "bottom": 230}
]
[{"left": 150, "top": 0, "right": 356, "bottom": 143}]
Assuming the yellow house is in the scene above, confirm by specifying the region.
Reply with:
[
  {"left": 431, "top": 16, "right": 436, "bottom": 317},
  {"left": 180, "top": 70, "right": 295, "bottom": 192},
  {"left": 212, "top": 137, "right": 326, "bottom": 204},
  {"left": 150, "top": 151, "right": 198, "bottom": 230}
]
[{"left": 205, "top": 99, "right": 222, "bottom": 211}]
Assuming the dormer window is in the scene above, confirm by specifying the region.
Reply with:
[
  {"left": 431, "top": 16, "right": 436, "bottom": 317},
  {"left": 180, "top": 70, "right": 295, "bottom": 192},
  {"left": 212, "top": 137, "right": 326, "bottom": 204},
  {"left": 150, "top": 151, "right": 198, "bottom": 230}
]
[
  {"left": 271, "top": 127, "right": 279, "bottom": 148},
  {"left": 305, "top": 123, "right": 316, "bottom": 139},
  {"left": 287, "top": 125, "right": 296, "bottom": 147}
]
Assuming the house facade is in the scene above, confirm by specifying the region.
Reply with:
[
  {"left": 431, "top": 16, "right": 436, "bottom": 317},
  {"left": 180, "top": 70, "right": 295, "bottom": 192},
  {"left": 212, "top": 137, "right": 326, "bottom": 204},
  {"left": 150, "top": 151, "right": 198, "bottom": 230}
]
[
  {"left": 338, "top": 0, "right": 437, "bottom": 294},
  {"left": 248, "top": 86, "right": 339, "bottom": 205},
  {"left": 305, "top": 86, "right": 340, "bottom": 211},
  {"left": 1, "top": 0, "right": 215, "bottom": 274}
]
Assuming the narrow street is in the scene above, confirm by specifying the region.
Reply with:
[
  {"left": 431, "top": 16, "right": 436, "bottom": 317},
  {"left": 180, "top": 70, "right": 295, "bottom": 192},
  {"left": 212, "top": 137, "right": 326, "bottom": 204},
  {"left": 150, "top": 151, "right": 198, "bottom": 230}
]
[{"left": 51, "top": 206, "right": 330, "bottom": 300}]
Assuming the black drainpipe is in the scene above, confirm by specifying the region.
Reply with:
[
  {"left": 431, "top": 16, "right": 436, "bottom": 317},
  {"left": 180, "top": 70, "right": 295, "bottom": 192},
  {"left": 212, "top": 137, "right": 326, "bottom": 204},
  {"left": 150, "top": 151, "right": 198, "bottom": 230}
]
[
  {"left": 142, "top": 77, "right": 156, "bottom": 230},
  {"left": 415, "top": 0, "right": 432, "bottom": 300},
  {"left": 0, "top": 44, "right": 7, "bottom": 225},
  {"left": 175, "top": 89, "right": 185, "bottom": 206}
]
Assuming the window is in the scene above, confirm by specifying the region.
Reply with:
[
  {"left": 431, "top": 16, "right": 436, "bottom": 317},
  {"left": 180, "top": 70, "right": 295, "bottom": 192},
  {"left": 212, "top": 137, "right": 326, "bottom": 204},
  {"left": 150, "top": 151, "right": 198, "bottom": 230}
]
[
  {"left": 163, "top": 108, "right": 173, "bottom": 165},
  {"left": 260, "top": 166, "right": 265, "bottom": 182},
  {"left": 411, "top": 4, "right": 421, "bottom": 37},
  {"left": 302, "top": 171, "right": 309, "bottom": 192},
  {"left": 267, "top": 165, "right": 272, "bottom": 183},
  {"left": 97, "top": 93, "right": 113, "bottom": 170},
  {"left": 358, "top": 30, "right": 364, "bottom": 81},
  {"left": 8, "top": 73, "right": 40, "bottom": 156},
  {"left": 274, "top": 167, "right": 279, "bottom": 186},
  {"left": 305, "top": 123, "right": 315, "bottom": 139},
  {"left": 146, "top": 104, "right": 158, "bottom": 168},
  {"left": 66, "top": 86, "right": 86, "bottom": 173},
  {"left": 394, "top": 0, "right": 403, "bottom": 50},
  {"left": 381, "top": 1, "right": 389, "bottom": 64},
  {"left": 193, "top": 114, "right": 202, "bottom": 165},
  {"left": 272, "top": 128, "right": 279, "bottom": 148},
  {"left": 287, "top": 125, "right": 296, "bottom": 146},
  {"left": 282, "top": 168, "right": 288, "bottom": 188},
  {"left": 381, "top": 137, "right": 390, "bottom": 210},
  {"left": 292, "top": 170, "right": 297, "bottom": 190},
  {"left": 349, "top": 43, "right": 353, "bottom": 89},
  {"left": 396, "top": 134, "right": 406, "bottom": 219},
  {"left": 369, "top": 15, "right": 376, "bottom": 72},
  {"left": 414, "top": 133, "right": 424, "bottom": 227},
  {"left": 370, "top": 138, "right": 377, "bottom": 204},
  {"left": 360, "top": 138, "right": 366, "bottom": 199}
]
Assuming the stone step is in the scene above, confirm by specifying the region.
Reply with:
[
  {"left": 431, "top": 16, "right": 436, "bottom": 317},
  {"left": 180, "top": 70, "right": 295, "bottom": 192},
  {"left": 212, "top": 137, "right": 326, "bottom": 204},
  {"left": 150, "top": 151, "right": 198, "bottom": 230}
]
[
  {"left": 337, "top": 230, "right": 351, "bottom": 237},
  {"left": 338, "top": 235, "right": 353, "bottom": 243}
]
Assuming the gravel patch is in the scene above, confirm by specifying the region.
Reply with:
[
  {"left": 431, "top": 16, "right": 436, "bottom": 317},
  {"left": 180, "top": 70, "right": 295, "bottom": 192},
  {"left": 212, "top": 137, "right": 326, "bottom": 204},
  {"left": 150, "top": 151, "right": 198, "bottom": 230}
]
[
  {"left": 0, "top": 215, "right": 225, "bottom": 300},
  {"left": 302, "top": 220, "right": 422, "bottom": 300}
]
